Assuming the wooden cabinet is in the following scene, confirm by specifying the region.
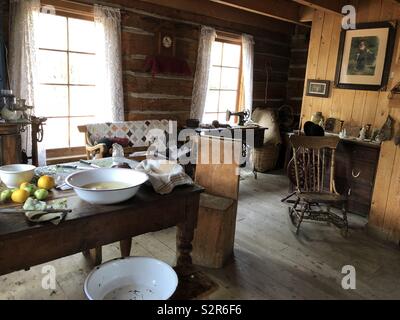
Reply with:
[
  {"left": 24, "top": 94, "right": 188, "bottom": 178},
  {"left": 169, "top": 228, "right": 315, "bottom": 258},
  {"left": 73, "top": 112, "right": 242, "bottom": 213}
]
[
  {"left": 0, "top": 124, "right": 21, "bottom": 165},
  {"left": 334, "top": 140, "right": 380, "bottom": 217}
]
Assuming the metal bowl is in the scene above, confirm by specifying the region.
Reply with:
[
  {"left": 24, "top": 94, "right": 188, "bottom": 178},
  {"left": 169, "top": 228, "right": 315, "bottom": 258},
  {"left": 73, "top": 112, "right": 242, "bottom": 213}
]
[{"left": 65, "top": 168, "right": 148, "bottom": 205}]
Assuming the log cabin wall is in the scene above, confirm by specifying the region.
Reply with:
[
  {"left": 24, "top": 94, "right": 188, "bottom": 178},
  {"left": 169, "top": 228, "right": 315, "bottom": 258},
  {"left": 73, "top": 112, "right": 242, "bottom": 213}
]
[
  {"left": 120, "top": 10, "right": 198, "bottom": 125},
  {"left": 300, "top": 0, "right": 400, "bottom": 243},
  {"left": 115, "top": 0, "right": 293, "bottom": 124},
  {"left": 27, "top": 0, "right": 292, "bottom": 126}
]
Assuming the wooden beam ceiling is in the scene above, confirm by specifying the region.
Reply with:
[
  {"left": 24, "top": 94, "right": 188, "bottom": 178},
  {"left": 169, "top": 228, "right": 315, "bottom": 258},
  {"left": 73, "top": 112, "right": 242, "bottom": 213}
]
[
  {"left": 137, "top": 0, "right": 296, "bottom": 34},
  {"left": 291, "top": 0, "right": 343, "bottom": 15},
  {"left": 209, "top": 0, "right": 309, "bottom": 26}
]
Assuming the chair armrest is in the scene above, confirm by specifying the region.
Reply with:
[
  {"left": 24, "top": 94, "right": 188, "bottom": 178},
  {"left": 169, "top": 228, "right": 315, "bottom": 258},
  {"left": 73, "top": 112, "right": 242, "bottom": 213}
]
[{"left": 86, "top": 143, "right": 107, "bottom": 159}]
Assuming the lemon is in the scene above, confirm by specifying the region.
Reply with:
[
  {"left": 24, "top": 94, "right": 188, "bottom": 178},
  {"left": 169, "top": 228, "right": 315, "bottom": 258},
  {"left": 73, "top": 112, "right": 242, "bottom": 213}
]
[
  {"left": 20, "top": 182, "right": 31, "bottom": 189},
  {"left": 37, "top": 175, "right": 55, "bottom": 190},
  {"left": 11, "top": 189, "right": 29, "bottom": 204}
]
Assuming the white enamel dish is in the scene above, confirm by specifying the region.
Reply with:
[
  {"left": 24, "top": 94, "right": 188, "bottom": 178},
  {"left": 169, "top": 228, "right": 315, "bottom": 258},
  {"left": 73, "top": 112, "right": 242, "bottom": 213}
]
[
  {"left": 84, "top": 256, "right": 178, "bottom": 300},
  {"left": 65, "top": 168, "right": 148, "bottom": 205},
  {"left": 0, "top": 164, "right": 36, "bottom": 188}
]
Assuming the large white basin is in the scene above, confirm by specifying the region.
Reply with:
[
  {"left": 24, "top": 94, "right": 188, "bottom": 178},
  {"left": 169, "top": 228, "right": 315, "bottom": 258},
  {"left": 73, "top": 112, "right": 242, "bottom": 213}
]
[
  {"left": 84, "top": 257, "right": 178, "bottom": 300},
  {"left": 65, "top": 168, "right": 148, "bottom": 205}
]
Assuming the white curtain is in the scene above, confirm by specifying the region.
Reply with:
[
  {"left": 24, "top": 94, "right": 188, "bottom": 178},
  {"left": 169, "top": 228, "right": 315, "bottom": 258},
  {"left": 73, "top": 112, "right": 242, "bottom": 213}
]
[
  {"left": 190, "top": 26, "right": 216, "bottom": 121},
  {"left": 94, "top": 5, "right": 124, "bottom": 122},
  {"left": 241, "top": 34, "right": 254, "bottom": 114},
  {"left": 9, "top": 0, "right": 42, "bottom": 164}
]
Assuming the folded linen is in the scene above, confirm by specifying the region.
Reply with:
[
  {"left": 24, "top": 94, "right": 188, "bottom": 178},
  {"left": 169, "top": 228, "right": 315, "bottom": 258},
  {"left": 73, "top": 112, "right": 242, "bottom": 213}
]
[{"left": 135, "top": 160, "right": 193, "bottom": 195}]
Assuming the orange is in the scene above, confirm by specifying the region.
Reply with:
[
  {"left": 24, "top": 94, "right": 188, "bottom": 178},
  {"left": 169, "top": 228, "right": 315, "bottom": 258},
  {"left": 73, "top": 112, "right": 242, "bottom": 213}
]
[
  {"left": 37, "top": 175, "right": 55, "bottom": 190},
  {"left": 11, "top": 189, "right": 29, "bottom": 204}
]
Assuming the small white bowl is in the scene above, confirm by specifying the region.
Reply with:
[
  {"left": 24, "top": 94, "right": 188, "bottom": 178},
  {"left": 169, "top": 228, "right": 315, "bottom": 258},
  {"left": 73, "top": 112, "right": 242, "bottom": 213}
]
[
  {"left": 84, "top": 257, "right": 178, "bottom": 300},
  {"left": 0, "top": 164, "right": 36, "bottom": 188},
  {"left": 65, "top": 168, "right": 148, "bottom": 205}
]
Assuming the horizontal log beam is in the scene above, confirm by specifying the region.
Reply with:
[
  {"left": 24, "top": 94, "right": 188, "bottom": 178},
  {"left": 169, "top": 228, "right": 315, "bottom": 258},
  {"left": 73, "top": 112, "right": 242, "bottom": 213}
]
[
  {"left": 136, "top": 0, "right": 295, "bottom": 34},
  {"left": 209, "top": 0, "right": 309, "bottom": 27},
  {"left": 292, "top": 0, "right": 343, "bottom": 15}
]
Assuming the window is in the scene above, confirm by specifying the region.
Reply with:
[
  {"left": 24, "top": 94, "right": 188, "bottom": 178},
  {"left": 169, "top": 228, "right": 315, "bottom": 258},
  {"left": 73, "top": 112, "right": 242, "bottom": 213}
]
[
  {"left": 37, "top": 12, "right": 96, "bottom": 150},
  {"left": 204, "top": 40, "right": 241, "bottom": 124}
]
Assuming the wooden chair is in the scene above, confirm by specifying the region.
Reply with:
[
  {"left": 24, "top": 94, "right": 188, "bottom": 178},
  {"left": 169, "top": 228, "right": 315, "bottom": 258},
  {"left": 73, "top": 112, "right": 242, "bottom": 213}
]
[
  {"left": 288, "top": 135, "right": 348, "bottom": 236},
  {"left": 192, "top": 135, "right": 241, "bottom": 268}
]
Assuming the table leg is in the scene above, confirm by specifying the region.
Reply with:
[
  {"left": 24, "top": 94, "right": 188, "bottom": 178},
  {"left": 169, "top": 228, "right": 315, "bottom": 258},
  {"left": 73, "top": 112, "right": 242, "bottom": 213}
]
[
  {"left": 176, "top": 195, "right": 199, "bottom": 267},
  {"left": 82, "top": 247, "right": 102, "bottom": 266},
  {"left": 120, "top": 239, "right": 132, "bottom": 257}
]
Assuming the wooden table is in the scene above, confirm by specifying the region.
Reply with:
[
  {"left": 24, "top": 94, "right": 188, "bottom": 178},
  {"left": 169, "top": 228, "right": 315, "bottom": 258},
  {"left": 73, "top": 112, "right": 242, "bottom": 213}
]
[{"left": 0, "top": 184, "right": 203, "bottom": 276}]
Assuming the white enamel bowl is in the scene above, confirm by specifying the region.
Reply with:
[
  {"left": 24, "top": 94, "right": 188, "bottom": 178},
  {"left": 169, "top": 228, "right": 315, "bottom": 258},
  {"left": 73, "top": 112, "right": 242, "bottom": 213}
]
[
  {"left": 65, "top": 168, "right": 148, "bottom": 205},
  {"left": 84, "top": 257, "right": 178, "bottom": 300},
  {"left": 0, "top": 164, "right": 36, "bottom": 188}
]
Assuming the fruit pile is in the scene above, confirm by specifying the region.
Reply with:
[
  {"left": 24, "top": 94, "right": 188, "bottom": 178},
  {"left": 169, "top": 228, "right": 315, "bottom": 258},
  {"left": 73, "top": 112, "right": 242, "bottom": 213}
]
[{"left": 0, "top": 175, "right": 55, "bottom": 204}]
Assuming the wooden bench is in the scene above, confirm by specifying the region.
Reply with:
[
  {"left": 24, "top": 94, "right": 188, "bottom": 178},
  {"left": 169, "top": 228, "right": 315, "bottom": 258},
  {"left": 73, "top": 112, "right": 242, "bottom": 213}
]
[{"left": 77, "top": 120, "right": 176, "bottom": 160}]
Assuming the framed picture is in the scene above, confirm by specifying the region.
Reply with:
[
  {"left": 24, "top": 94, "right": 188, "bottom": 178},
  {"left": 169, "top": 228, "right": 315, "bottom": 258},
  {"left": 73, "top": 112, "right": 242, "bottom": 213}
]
[
  {"left": 334, "top": 21, "right": 397, "bottom": 91},
  {"left": 306, "top": 79, "right": 331, "bottom": 97}
]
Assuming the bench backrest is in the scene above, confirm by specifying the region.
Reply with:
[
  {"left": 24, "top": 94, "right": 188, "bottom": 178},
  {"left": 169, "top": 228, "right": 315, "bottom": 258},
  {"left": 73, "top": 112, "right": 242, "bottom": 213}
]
[{"left": 78, "top": 120, "right": 176, "bottom": 147}]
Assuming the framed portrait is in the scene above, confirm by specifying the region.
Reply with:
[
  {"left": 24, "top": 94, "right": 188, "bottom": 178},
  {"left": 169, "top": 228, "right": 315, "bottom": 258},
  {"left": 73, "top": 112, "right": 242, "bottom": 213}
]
[
  {"left": 306, "top": 79, "right": 331, "bottom": 97},
  {"left": 334, "top": 21, "right": 397, "bottom": 91}
]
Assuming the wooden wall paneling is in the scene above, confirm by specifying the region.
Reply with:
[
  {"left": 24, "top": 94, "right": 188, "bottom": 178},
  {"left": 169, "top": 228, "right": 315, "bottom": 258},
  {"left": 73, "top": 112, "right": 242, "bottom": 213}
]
[
  {"left": 376, "top": 2, "right": 400, "bottom": 241},
  {"left": 311, "top": 12, "right": 335, "bottom": 118},
  {"left": 361, "top": 91, "right": 379, "bottom": 126},
  {"left": 301, "top": 10, "right": 325, "bottom": 125},
  {"left": 339, "top": 89, "right": 356, "bottom": 125},
  {"left": 367, "top": 0, "right": 383, "bottom": 22},
  {"left": 301, "top": 0, "right": 400, "bottom": 242},
  {"left": 349, "top": 90, "right": 367, "bottom": 127},
  {"left": 369, "top": 139, "right": 397, "bottom": 232},
  {"left": 321, "top": 15, "right": 342, "bottom": 119}
]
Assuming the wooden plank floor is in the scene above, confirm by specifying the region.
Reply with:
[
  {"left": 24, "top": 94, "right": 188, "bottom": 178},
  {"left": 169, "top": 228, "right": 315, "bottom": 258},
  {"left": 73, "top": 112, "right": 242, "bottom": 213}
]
[{"left": 1, "top": 171, "right": 400, "bottom": 299}]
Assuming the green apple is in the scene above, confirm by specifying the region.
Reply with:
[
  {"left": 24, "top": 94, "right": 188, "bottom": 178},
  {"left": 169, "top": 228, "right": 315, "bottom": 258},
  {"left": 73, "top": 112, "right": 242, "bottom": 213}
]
[
  {"left": 34, "top": 188, "right": 48, "bottom": 201},
  {"left": 0, "top": 189, "right": 13, "bottom": 202},
  {"left": 22, "top": 184, "right": 37, "bottom": 196}
]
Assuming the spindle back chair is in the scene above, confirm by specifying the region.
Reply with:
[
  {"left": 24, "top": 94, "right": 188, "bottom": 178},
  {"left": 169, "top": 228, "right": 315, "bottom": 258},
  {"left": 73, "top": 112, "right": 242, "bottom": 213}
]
[{"left": 288, "top": 135, "right": 348, "bottom": 236}]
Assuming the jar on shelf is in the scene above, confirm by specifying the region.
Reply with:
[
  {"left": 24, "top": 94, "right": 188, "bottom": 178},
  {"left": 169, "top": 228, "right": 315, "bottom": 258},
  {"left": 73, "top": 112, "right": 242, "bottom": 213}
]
[{"left": 311, "top": 112, "right": 323, "bottom": 125}]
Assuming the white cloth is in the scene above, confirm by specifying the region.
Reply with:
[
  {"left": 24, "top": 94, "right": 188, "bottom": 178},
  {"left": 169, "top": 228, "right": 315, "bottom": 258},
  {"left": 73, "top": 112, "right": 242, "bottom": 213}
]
[
  {"left": 25, "top": 211, "right": 67, "bottom": 225},
  {"left": 94, "top": 5, "right": 124, "bottom": 122},
  {"left": 9, "top": 0, "right": 43, "bottom": 164},
  {"left": 241, "top": 34, "right": 254, "bottom": 114},
  {"left": 190, "top": 26, "right": 216, "bottom": 121},
  {"left": 135, "top": 160, "right": 193, "bottom": 195}
]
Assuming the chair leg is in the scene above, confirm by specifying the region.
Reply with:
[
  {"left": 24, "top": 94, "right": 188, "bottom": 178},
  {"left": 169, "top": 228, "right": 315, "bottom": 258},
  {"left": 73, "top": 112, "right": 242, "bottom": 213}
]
[
  {"left": 288, "top": 197, "right": 300, "bottom": 224},
  {"left": 295, "top": 203, "right": 307, "bottom": 235},
  {"left": 341, "top": 202, "right": 349, "bottom": 237}
]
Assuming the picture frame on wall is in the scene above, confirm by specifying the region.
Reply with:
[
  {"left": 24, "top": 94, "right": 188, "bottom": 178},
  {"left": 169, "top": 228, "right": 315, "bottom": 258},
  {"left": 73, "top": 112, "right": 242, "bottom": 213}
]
[
  {"left": 334, "top": 21, "right": 397, "bottom": 91},
  {"left": 306, "top": 79, "right": 331, "bottom": 97}
]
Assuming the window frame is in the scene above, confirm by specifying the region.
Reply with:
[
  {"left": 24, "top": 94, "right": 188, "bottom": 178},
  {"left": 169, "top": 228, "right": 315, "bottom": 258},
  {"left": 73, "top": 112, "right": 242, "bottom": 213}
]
[
  {"left": 38, "top": 2, "right": 96, "bottom": 153},
  {"left": 204, "top": 33, "right": 243, "bottom": 124}
]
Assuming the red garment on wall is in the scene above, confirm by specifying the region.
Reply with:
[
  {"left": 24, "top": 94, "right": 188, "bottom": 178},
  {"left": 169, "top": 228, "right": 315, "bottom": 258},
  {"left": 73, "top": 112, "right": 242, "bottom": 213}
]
[{"left": 144, "top": 55, "right": 192, "bottom": 76}]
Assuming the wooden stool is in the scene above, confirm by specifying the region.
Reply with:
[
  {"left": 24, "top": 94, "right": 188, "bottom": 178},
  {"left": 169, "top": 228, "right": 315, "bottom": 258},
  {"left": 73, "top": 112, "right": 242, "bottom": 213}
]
[
  {"left": 193, "top": 193, "right": 237, "bottom": 268},
  {"left": 192, "top": 136, "right": 240, "bottom": 268}
]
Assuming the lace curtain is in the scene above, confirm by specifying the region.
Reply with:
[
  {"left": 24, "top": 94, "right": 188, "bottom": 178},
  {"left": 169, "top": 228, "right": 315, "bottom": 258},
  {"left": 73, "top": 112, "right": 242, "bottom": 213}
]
[
  {"left": 241, "top": 34, "right": 254, "bottom": 114},
  {"left": 190, "top": 26, "right": 216, "bottom": 121},
  {"left": 94, "top": 5, "right": 124, "bottom": 122},
  {"left": 9, "top": 0, "right": 43, "bottom": 164}
]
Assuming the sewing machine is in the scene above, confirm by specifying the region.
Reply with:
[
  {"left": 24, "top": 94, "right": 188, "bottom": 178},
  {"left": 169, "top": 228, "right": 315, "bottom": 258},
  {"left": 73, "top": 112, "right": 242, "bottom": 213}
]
[{"left": 226, "top": 109, "right": 250, "bottom": 126}]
